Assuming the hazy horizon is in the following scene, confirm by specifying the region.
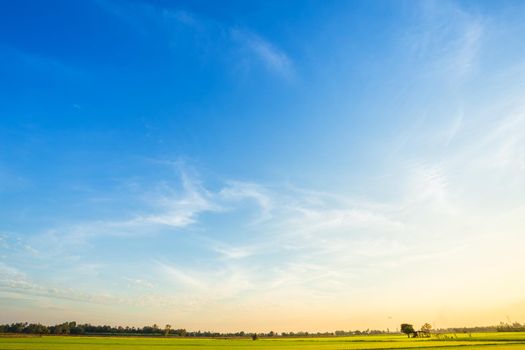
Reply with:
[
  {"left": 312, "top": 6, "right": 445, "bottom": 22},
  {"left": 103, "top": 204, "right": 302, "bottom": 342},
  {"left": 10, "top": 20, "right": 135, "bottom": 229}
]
[{"left": 1, "top": 0, "right": 525, "bottom": 332}]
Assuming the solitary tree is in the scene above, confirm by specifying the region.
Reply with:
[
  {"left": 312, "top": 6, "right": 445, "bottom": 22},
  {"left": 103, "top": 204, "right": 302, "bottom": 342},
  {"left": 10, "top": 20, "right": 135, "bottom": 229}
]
[
  {"left": 400, "top": 324, "right": 415, "bottom": 338},
  {"left": 164, "top": 324, "right": 171, "bottom": 337},
  {"left": 421, "top": 323, "right": 432, "bottom": 337}
]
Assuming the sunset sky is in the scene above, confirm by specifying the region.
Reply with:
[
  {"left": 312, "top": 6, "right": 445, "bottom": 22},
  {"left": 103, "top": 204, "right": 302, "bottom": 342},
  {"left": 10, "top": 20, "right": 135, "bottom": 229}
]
[{"left": 1, "top": 0, "right": 525, "bottom": 332}]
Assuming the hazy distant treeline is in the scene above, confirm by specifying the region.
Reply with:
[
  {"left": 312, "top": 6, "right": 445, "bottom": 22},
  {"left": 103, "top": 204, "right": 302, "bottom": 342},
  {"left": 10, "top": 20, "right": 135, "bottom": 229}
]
[
  {"left": 434, "top": 322, "right": 525, "bottom": 334},
  {"left": 0, "top": 322, "right": 388, "bottom": 337},
  {"left": 0, "top": 322, "right": 194, "bottom": 336},
  {"left": 435, "top": 326, "right": 497, "bottom": 333},
  {"left": 495, "top": 322, "right": 525, "bottom": 332},
  {"left": 0, "top": 321, "right": 523, "bottom": 337}
]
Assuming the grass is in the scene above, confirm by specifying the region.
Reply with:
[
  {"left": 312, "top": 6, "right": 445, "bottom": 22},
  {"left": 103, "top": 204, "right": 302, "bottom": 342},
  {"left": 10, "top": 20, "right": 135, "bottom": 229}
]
[{"left": 1, "top": 333, "right": 525, "bottom": 350}]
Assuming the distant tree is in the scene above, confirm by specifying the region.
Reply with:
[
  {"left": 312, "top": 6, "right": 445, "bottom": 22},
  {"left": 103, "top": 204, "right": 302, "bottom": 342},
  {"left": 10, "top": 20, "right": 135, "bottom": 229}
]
[
  {"left": 164, "top": 324, "right": 171, "bottom": 336},
  {"left": 252, "top": 333, "right": 258, "bottom": 340},
  {"left": 400, "top": 324, "right": 415, "bottom": 338},
  {"left": 421, "top": 323, "right": 432, "bottom": 336},
  {"left": 173, "top": 328, "right": 187, "bottom": 336}
]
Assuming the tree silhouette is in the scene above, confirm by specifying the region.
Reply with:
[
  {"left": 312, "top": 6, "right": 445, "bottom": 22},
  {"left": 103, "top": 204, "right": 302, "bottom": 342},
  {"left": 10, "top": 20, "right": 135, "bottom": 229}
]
[
  {"left": 421, "top": 323, "right": 432, "bottom": 337},
  {"left": 400, "top": 324, "right": 415, "bottom": 338}
]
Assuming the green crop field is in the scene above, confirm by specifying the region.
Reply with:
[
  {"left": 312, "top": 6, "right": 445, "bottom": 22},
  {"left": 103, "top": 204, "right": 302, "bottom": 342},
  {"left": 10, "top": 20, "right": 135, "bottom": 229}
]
[{"left": 1, "top": 333, "right": 525, "bottom": 350}]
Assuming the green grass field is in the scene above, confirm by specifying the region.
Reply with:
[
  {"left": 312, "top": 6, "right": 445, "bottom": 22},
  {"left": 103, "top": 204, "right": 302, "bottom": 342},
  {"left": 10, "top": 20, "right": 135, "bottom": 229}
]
[{"left": 1, "top": 333, "right": 525, "bottom": 350}]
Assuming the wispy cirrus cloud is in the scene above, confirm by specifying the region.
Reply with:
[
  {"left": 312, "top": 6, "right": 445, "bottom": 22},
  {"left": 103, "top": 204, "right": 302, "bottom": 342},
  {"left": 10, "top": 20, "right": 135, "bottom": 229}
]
[
  {"left": 0, "top": 263, "right": 115, "bottom": 305},
  {"left": 124, "top": 172, "right": 220, "bottom": 228},
  {"left": 403, "top": 0, "right": 485, "bottom": 82},
  {"left": 230, "top": 28, "right": 294, "bottom": 77},
  {"left": 96, "top": 0, "right": 294, "bottom": 78},
  {"left": 212, "top": 243, "right": 257, "bottom": 260}
]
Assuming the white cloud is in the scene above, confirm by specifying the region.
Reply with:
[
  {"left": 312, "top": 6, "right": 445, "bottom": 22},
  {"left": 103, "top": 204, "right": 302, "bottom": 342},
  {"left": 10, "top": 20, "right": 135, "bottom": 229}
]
[
  {"left": 445, "top": 111, "right": 463, "bottom": 146},
  {"left": 230, "top": 29, "right": 293, "bottom": 77},
  {"left": 211, "top": 243, "right": 257, "bottom": 260},
  {"left": 403, "top": 1, "right": 485, "bottom": 83},
  {"left": 0, "top": 267, "right": 115, "bottom": 305},
  {"left": 97, "top": 0, "right": 293, "bottom": 78},
  {"left": 219, "top": 181, "right": 273, "bottom": 223},
  {"left": 128, "top": 172, "right": 219, "bottom": 228},
  {"left": 157, "top": 261, "right": 205, "bottom": 289}
]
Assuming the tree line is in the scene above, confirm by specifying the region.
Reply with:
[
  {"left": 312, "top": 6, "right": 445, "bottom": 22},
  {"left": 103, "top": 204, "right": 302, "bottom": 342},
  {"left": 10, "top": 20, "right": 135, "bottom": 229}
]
[
  {"left": 399, "top": 321, "right": 525, "bottom": 337},
  {"left": 0, "top": 322, "right": 390, "bottom": 337},
  {"left": 495, "top": 322, "right": 525, "bottom": 332},
  {"left": 432, "top": 322, "right": 525, "bottom": 334},
  {"left": 1, "top": 322, "right": 204, "bottom": 336},
  {"left": 1, "top": 321, "right": 523, "bottom": 337}
]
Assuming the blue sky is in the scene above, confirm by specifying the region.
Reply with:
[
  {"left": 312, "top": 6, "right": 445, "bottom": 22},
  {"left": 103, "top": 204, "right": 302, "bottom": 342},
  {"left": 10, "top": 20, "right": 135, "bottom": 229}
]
[{"left": 1, "top": 0, "right": 525, "bottom": 331}]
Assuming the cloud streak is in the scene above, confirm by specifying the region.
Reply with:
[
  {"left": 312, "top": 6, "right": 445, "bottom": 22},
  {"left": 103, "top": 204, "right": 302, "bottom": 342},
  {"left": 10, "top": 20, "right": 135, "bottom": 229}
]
[
  {"left": 97, "top": 0, "right": 294, "bottom": 78},
  {"left": 230, "top": 29, "right": 294, "bottom": 77},
  {"left": 403, "top": 0, "right": 485, "bottom": 83}
]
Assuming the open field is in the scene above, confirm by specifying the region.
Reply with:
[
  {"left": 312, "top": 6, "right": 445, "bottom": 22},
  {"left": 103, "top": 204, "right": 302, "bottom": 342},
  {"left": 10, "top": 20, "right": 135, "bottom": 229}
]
[{"left": 1, "top": 333, "right": 525, "bottom": 350}]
